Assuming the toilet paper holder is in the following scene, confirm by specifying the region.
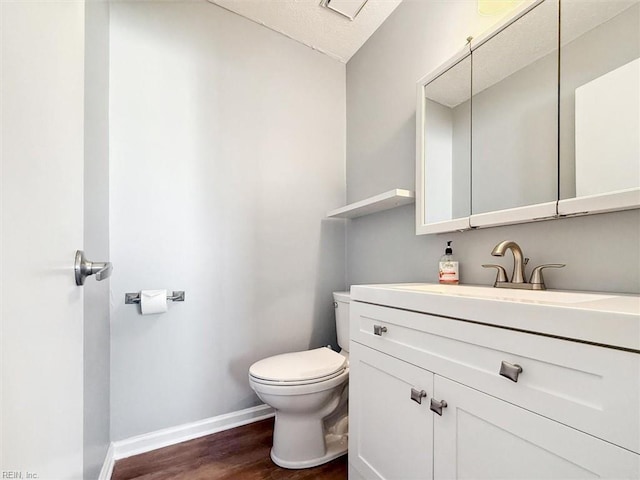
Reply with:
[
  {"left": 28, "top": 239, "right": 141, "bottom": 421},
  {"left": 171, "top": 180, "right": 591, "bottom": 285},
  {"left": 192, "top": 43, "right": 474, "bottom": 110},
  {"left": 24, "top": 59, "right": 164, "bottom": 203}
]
[{"left": 125, "top": 291, "right": 185, "bottom": 304}]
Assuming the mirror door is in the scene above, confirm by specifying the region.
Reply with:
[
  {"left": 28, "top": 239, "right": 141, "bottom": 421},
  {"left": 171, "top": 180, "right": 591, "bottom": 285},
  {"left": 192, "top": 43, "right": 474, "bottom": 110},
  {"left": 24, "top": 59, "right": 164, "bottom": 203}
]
[
  {"left": 416, "top": 52, "right": 472, "bottom": 234},
  {"left": 470, "top": 0, "right": 560, "bottom": 227},
  {"left": 558, "top": 0, "right": 640, "bottom": 215}
]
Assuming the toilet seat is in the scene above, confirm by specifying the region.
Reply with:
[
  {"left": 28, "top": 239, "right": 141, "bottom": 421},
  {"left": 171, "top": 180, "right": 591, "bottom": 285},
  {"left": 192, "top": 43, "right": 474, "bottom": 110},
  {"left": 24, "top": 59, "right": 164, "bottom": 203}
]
[
  {"left": 250, "top": 368, "right": 346, "bottom": 386},
  {"left": 249, "top": 366, "right": 349, "bottom": 397},
  {"left": 249, "top": 347, "right": 347, "bottom": 386}
]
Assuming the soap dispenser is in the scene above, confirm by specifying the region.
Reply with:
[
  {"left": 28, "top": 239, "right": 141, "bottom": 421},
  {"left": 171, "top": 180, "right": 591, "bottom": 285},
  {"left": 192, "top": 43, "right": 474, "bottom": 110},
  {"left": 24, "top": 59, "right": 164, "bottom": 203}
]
[{"left": 439, "top": 241, "right": 459, "bottom": 285}]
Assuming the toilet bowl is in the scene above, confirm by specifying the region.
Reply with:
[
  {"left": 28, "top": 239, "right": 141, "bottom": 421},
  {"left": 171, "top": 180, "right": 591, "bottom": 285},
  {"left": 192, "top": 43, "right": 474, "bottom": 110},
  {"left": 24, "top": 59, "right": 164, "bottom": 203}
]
[{"left": 248, "top": 291, "right": 351, "bottom": 469}]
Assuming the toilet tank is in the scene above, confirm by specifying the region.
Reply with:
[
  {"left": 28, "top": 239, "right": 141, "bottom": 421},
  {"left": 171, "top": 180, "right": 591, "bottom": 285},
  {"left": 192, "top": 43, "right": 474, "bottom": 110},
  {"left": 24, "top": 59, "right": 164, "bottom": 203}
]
[{"left": 333, "top": 291, "right": 351, "bottom": 353}]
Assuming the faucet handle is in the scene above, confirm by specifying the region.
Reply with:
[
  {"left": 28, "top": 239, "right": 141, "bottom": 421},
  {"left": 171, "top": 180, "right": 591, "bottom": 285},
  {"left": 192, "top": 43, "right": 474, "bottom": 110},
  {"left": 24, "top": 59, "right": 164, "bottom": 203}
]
[
  {"left": 482, "top": 264, "right": 509, "bottom": 286},
  {"left": 529, "top": 264, "right": 565, "bottom": 289}
]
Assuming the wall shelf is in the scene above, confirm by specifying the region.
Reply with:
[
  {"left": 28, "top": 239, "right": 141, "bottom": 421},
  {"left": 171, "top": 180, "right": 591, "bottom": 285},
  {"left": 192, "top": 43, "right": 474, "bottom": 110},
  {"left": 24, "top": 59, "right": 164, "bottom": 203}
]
[{"left": 327, "top": 189, "right": 415, "bottom": 219}]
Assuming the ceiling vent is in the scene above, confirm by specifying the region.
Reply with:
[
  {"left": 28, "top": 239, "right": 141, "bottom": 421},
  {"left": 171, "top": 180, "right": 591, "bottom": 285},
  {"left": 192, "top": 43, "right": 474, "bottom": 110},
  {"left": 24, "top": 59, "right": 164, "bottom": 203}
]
[{"left": 320, "top": 0, "right": 369, "bottom": 21}]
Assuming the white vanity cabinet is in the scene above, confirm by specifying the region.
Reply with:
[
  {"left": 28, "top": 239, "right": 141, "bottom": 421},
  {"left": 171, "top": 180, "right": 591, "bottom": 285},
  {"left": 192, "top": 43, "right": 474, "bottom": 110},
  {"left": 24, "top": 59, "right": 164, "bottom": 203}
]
[{"left": 348, "top": 291, "right": 640, "bottom": 480}]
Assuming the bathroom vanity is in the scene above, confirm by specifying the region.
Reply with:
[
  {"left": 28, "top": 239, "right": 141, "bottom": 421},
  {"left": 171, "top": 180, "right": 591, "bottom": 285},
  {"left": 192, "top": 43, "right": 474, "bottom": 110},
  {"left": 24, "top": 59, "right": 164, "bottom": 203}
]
[{"left": 347, "top": 284, "right": 640, "bottom": 479}]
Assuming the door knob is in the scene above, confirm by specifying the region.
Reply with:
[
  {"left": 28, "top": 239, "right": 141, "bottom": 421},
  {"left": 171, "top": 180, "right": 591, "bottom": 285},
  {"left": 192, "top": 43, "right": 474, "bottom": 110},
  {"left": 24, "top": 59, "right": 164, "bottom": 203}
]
[{"left": 75, "top": 250, "right": 113, "bottom": 285}]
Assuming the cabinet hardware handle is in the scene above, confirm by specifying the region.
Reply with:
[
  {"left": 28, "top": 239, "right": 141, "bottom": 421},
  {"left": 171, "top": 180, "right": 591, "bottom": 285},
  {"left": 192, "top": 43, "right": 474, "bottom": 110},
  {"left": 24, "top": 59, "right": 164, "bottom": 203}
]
[
  {"left": 499, "top": 361, "right": 523, "bottom": 382},
  {"left": 430, "top": 398, "right": 447, "bottom": 416},
  {"left": 373, "top": 325, "right": 388, "bottom": 336},
  {"left": 410, "top": 388, "right": 427, "bottom": 404}
]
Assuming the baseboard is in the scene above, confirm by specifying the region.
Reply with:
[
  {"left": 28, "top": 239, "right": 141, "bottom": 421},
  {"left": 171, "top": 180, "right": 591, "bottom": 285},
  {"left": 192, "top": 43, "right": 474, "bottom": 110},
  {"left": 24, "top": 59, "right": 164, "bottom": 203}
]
[
  {"left": 112, "top": 404, "right": 274, "bottom": 461},
  {"left": 98, "top": 443, "right": 115, "bottom": 480}
]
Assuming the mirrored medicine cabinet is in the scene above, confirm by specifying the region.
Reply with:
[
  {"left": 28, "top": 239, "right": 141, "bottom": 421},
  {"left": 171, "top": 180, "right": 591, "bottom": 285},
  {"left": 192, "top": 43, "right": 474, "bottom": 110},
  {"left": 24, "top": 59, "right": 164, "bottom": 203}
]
[{"left": 416, "top": 0, "right": 640, "bottom": 235}]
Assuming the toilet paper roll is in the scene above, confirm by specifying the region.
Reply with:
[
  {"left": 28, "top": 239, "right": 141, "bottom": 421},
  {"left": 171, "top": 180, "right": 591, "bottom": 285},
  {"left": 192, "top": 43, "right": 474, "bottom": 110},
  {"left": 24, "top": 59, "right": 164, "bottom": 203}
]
[{"left": 140, "top": 289, "right": 168, "bottom": 315}]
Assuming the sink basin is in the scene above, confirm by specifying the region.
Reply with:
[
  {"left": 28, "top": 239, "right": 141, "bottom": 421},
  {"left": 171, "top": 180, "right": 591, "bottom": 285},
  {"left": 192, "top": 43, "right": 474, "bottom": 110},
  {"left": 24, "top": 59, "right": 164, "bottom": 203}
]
[
  {"left": 394, "top": 284, "right": 614, "bottom": 304},
  {"left": 351, "top": 282, "right": 639, "bottom": 351}
]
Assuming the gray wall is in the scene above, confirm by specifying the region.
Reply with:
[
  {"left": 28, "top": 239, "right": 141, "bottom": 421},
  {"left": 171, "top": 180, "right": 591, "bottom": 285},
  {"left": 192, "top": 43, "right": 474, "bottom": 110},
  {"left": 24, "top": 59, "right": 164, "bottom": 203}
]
[
  {"left": 109, "top": 1, "right": 346, "bottom": 440},
  {"left": 346, "top": 0, "right": 640, "bottom": 294},
  {"left": 84, "top": 1, "right": 111, "bottom": 477}
]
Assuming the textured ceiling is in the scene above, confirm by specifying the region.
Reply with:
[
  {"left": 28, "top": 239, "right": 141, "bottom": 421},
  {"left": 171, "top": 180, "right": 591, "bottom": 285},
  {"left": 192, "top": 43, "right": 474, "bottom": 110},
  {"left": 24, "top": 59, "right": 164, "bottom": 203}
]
[{"left": 206, "top": 0, "right": 403, "bottom": 63}]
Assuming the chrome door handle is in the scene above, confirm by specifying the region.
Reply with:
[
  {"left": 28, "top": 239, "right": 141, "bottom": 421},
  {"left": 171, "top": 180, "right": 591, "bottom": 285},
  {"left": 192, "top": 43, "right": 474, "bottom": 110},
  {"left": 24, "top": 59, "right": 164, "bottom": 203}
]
[
  {"left": 410, "top": 388, "right": 427, "bottom": 404},
  {"left": 95, "top": 262, "right": 113, "bottom": 281},
  {"left": 499, "top": 361, "right": 523, "bottom": 382},
  {"left": 430, "top": 398, "right": 447, "bottom": 416},
  {"left": 373, "top": 325, "right": 388, "bottom": 336},
  {"left": 75, "top": 250, "right": 113, "bottom": 285}
]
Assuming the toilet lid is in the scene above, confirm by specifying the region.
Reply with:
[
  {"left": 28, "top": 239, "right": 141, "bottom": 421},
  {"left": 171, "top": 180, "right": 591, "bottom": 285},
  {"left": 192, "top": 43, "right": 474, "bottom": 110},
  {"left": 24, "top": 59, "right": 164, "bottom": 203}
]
[{"left": 249, "top": 347, "right": 347, "bottom": 383}]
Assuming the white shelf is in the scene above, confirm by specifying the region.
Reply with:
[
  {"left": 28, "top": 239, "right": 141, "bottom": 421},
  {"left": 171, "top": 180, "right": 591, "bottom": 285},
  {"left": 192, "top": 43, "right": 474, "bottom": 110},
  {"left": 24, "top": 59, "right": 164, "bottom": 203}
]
[{"left": 327, "top": 189, "right": 415, "bottom": 219}]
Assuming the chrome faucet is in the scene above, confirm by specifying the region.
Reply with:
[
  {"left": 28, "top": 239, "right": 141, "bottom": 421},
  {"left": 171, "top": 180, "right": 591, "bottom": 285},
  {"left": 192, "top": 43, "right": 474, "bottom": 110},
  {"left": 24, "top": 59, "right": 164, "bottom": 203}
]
[{"left": 483, "top": 240, "right": 565, "bottom": 290}]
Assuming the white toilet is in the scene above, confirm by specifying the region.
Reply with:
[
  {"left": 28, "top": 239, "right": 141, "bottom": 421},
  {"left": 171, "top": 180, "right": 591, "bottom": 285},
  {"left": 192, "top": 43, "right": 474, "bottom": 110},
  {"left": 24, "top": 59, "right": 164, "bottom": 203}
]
[{"left": 248, "top": 291, "right": 350, "bottom": 469}]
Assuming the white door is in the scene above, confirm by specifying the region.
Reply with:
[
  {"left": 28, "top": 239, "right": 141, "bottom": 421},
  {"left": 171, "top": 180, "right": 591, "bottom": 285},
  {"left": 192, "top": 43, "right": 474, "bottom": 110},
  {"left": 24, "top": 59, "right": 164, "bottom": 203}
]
[
  {"left": 433, "top": 375, "right": 640, "bottom": 480},
  {"left": 349, "top": 342, "right": 434, "bottom": 480},
  {"left": 1, "top": 2, "right": 86, "bottom": 479}
]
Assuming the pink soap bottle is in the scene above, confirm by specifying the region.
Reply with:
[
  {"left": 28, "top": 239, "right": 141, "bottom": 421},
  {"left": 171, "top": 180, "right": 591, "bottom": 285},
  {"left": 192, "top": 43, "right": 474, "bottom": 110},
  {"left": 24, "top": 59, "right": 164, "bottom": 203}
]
[{"left": 439, "top": 241, "right": 459, "bottom": 285}]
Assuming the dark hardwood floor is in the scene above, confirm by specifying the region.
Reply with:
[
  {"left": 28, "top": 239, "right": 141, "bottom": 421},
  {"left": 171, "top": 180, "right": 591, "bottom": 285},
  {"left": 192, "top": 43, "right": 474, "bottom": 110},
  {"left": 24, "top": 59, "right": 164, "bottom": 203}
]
[{"left": 111, "top": 418, "right": 348, "bottom": 480}]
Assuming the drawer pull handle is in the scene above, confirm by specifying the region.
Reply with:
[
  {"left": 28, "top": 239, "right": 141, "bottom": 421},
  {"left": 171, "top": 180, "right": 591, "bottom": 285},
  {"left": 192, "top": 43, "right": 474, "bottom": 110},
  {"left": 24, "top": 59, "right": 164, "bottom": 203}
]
[
  {"left": 373, "top": 325, "right": 388, "bottom": 336},
  {"left": 500, "top": 361, "right": 523, "bottom": 382},
  {"left": 410, "top": 388, "right": 427, "bottom": 404},
  {"left": 430, "top": 398, "right": 447, "bottom": 416}
]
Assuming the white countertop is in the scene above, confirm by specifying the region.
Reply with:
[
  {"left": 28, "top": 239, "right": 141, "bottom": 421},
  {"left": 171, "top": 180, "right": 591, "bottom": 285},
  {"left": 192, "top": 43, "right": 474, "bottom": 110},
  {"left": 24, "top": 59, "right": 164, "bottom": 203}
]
[{"left": 350, "top": 283, "right": 640, "bottom": 352}]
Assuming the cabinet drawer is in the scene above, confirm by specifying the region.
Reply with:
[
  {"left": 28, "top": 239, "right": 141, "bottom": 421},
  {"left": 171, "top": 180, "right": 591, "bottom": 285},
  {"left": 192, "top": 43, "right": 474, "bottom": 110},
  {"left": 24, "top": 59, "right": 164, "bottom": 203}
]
[{"left": 351, "top": 301, "right": 640, "bottom": 454}]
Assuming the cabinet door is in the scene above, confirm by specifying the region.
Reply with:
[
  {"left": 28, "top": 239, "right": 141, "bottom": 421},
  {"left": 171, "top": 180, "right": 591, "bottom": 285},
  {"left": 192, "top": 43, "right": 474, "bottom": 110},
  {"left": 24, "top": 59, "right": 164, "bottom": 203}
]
[
  {"left": 349, "top": 342, "right": 434, "bottom": 480},
  {"left": 433, "top": 375, "right": 640, "bottom": 479}
]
